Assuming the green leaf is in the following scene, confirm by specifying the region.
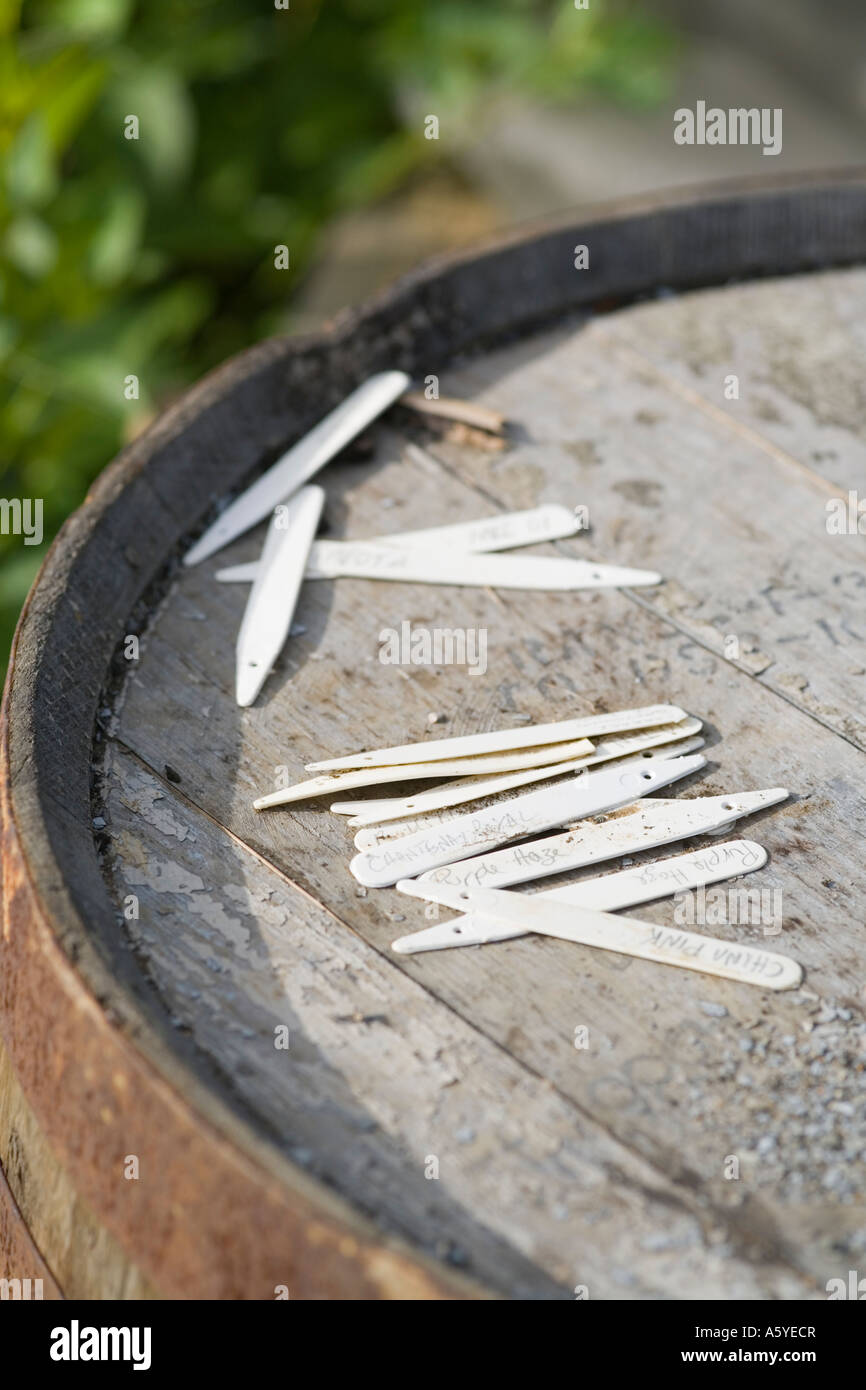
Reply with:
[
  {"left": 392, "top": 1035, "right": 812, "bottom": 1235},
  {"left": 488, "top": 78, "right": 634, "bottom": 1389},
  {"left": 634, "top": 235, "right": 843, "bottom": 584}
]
[
  {"left": 4, "top": 215, "right": 58, "bottom": 275},
  {"left": 0, "top": 0, "right": 22, "bottom": 41},
  {"left": 87, "top": 184, "right": 144, "bottom": 284},
  {"left": 42, "top": 0, "right": 134, "bottom": 40},
  {"left": 0, "top": 547, "right": 43, "bottom": 607},
  {"left": 104, "top": 62, "right": 196, "bottom": 188},
  {"left": 6, "top": 112, "right": 57, "bottom": 207},
  {"left": 35, "top": 52, "right": 107, "bottom": 155}
]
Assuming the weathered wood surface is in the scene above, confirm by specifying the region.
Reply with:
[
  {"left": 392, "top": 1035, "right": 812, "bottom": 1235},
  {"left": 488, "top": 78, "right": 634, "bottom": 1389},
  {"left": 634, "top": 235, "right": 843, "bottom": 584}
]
[
  {"left": 97, "top": 267, "right": 866, "bottom": 1299},
  {"left": 3, "top": 176, "right": 866, "bottom": 1299}
]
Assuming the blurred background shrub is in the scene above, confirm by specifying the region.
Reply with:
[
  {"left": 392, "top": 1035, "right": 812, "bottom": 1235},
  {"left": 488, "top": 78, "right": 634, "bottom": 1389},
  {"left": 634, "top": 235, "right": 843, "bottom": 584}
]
[{"left": 1, "top": 0, "right": 680, "bottom": 669}]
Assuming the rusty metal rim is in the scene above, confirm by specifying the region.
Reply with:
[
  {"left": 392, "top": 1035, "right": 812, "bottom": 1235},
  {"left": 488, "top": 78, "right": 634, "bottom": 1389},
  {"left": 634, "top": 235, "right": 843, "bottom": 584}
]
[{"left": 3, "top": 171, "right": 866, "bottom": 1297}]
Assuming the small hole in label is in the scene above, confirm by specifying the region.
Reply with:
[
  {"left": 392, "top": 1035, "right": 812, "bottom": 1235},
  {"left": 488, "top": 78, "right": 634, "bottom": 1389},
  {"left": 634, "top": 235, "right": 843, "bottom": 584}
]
[
  {"left": 453, "top": 926, "right": 463, "bottom": 935},
  {"left": 459, "top": 891, "right": 469, "bottom": 900},
  {"left": 641, "top": 771, "right": 653, "bottom": 780},
  {"left": 721, "top": 800, "right": 734, "bottom": 810}
]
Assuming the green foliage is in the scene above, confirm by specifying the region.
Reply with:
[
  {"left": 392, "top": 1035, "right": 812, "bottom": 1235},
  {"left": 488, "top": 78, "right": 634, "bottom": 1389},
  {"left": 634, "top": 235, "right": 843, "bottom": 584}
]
[{"left": 0, "top": 0, "right": 675, "bottom": 673}]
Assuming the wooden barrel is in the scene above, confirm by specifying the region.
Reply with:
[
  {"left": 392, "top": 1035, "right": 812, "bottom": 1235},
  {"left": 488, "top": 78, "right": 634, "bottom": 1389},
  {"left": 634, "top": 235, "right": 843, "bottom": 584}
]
[{"left": 3, "top": 172, "right": 866, "bottom": 1300}]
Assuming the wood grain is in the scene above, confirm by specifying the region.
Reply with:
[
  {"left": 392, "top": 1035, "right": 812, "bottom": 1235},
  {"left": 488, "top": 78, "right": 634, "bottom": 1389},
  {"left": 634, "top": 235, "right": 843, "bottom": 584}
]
[
  {"left": 107, "top": 282, "right": 866, "bottom": 1289},
  {"left": 5, "top": 176, "right": 866, "bottom": 1298},
  {"left": 108, "top": 745, "right": 810, "bottom": 1298}
]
